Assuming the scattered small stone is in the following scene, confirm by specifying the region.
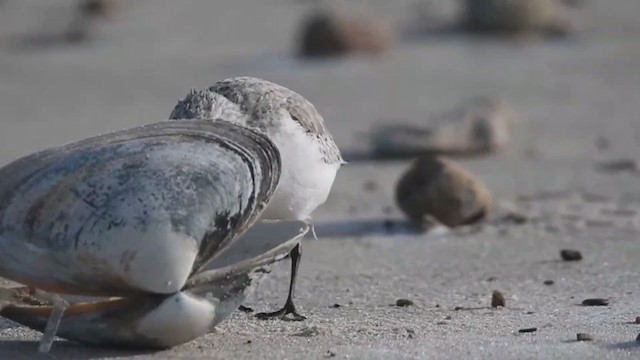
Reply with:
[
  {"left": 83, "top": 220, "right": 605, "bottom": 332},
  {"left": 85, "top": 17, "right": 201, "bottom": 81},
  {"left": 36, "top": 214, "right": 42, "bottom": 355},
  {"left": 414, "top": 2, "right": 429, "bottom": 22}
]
[
  {"left": 375, "top": 98, "right": 517, "bottom": 159},
  {"left": 491, "top": 290, "right": 506, "bottom": 308},
  {"left": 297, "top": 11, "right": 393, "bottom": 58},
  {"left": 560, "top": 249, "right": 583, "bottom": 261},
  {"left": 519, "top": 327, "right": 537, "bottom": 333},
  {"left": 330, "top": 303, "right": 342, "bottom": 308},
  {"left": 245, "top": 340, "right": 252, "bottom": 344},
  {"left": 636, "top": 333, "right": 640, "bottom": 342},
  {"left": 445, "top": 315, "right": 452, "bottom": 320},
  {"left": 576, "top": 333, "right": 593, "bottom": 341},
  {"left": 454, "top": 306, "right": 464, "bottom": 311},
  {"left": 363, "top": 180, "right": 378, "bottom": 192},
  {"left": 543, "top": 280, "right": 554, "bottom": 286},
  {"left": 395, "top": 298, "right": 414, "bottom": 307},
  {"left": 581, "top": 298, "right": 609, "bottom": 306},
  {"left": 486, "top": 277, "right": 497, "bottom": 282},
  {"left": 437, "top": 321, "right": 448, "bottom": 325},
  {"left": 324, "top": 350, "right": 336, "bottom": 358},
  {"left": 635, "top": 316, "right": 640, "bottom": 324},
  {"left": 462, "top": 0, "right": 571, "bottom": 37},
  {"left": 395, "top": 156, "right": 493, "bottom": 229}
]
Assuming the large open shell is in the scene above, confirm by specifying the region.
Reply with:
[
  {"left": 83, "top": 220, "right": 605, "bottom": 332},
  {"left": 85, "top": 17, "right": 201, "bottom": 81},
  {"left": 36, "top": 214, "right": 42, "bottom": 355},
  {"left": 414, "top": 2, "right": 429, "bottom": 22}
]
[
  {"left": 0, "top": 118, "right": 298, "bottom": 348},
  {"left": 0, "top": 119, "right": 280, "bottom": 297}
]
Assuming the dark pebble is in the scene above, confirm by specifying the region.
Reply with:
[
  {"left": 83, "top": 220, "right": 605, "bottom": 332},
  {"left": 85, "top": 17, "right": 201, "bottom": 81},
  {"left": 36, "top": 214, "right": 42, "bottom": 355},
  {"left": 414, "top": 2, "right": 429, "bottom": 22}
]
[
  {"left": 576, "top": 333, "right": 593, "bottom": 341},
  {"left": 560, "top": 249, "right": 583, "bottom": 261},
  {"left": 454, "top": 306, "right": 464, "bottom": 311},
  {"left": 324, "top": 350, "right": 336, "bottom": 358},
  {"left": 636, "top": 333, "right": 640, "bottom": 342},
  {"left": 518, "top": 328, "right": 537, "bottom": 333},
  {"left": 245, "top": 340, "right": 252, "bottom": 344},
  {"left": 491, "top": 290, "right": 506, "bottom": 308},
  {"left": 635, "top": 316, "right": 640, "bottom": 324},
  {"left": 543, "top": 280, "right": 554, "bottom": 285},
  {"left": 582, "top": 298, "right": 609, "bottom": 306},
  {"left": 395, "top": 298, "right": 414, "bottom": 307},
  {"left": 330, "top": 303, "right": 341, "bottom": 308}
]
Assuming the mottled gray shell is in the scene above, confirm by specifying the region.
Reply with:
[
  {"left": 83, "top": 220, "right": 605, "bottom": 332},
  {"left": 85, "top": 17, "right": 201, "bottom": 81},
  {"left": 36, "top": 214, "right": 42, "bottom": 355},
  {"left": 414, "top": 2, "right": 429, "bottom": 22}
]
[{"left": 0, "top": 119, "right": 281, "bottom": 297}]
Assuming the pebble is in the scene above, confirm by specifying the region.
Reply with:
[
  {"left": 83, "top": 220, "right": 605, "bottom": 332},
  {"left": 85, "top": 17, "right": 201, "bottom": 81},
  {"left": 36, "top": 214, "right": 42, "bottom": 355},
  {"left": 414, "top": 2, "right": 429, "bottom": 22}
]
[
  {"left": 395, "top": 298, "right": 414, "bottom": 307},
  {"left": 560, "top": 249, "right": 583, "bottom": 261},
  {"left": 396, "top": 156, "right": 492, "bottom": 228},
  {"left": 576, "top": 333, "right": 593, "bottom": 341},
  {"left": 519, "top": 327, "right": 537, "bottom": 333},
  {"left": 491, "top": 290, "right": 506, "bottom": 308},
  {"left": 581, "top": 298, "right": 609, "bottom": 306},
  {"left": 543, "top": 280, "right": 554, "bottom": 286},
  {"left": 462, "top": 0, "right": 571, "bottom": 37},
  {"left": 635, "top": 316, "right": 640, "bottom": 324},
  {"left": 297, "top": 11, "right": 393, "bottom": 58}
]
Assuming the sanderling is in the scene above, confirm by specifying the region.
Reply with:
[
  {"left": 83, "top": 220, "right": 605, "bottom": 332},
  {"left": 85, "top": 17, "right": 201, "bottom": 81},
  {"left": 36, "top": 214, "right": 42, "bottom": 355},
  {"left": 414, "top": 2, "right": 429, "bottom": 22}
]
[{"left": 170, "top": 76, "right": 345, "bottom": 320}]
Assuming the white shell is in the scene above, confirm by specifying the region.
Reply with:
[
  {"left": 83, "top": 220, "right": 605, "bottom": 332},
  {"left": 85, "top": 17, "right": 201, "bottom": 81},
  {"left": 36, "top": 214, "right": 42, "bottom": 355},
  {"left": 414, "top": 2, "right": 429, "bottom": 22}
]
[{"left": 1, "top": 220, "right": 309, "bottom": 348}]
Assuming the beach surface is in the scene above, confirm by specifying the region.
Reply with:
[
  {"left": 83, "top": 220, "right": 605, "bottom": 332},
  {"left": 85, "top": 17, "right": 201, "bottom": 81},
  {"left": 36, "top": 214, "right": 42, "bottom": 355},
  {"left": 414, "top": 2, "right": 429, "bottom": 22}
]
[{"left": 0, "top": 0, "right": 639, "bottom": 358}]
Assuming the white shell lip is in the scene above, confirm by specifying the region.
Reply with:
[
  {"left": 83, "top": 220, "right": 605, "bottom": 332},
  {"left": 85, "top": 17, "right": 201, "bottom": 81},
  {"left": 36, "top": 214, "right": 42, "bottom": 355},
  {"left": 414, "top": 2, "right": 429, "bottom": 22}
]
[{"left": 0, "top": 220, "right": 309, "bottom": 349}]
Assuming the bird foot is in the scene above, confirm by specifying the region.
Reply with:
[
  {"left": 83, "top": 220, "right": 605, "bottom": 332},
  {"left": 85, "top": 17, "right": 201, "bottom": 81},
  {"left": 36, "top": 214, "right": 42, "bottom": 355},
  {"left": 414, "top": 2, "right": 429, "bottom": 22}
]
[{"left": 255, "top": 302, "right": 306, "bottom": 321}]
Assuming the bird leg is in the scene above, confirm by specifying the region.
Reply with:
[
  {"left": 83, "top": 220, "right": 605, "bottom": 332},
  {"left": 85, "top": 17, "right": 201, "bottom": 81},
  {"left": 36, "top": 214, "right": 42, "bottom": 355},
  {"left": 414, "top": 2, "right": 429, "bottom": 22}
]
[{"left": 255, "top": 242, "right": 305, "bottom": 321}]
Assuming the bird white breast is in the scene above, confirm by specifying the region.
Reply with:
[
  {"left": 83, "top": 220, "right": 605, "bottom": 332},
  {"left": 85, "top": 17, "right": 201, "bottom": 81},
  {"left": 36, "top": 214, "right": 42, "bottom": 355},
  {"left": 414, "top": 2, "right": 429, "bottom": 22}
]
[{"left": 259, "top": 115, "right": 339, "bottom": 222}]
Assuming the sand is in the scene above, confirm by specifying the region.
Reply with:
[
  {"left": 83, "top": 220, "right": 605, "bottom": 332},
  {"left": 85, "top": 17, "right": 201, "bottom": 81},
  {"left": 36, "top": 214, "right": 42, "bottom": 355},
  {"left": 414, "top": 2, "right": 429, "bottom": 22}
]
[{"left": 0, "top": 0, "right": 639, "bottom": 358}]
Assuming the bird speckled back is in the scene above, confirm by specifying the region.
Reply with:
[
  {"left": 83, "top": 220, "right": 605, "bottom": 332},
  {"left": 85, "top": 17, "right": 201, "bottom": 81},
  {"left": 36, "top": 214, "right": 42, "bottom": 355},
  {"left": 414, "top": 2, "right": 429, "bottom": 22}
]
[{"left": 170, "top": 77, "right": 344, "bottom": 165}]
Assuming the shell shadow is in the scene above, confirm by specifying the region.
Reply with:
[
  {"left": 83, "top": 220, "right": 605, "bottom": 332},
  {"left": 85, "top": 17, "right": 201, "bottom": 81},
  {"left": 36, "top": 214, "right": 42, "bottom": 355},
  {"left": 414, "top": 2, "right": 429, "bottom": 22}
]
[{"left": 0, "top": 340, "right": 158, "bottom": 359}]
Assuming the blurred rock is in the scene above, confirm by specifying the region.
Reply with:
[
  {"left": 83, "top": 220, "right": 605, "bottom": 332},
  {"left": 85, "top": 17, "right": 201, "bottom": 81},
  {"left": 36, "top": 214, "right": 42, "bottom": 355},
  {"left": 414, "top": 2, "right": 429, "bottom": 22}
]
[
  {"left": 462, "top": 0, "right": 571, "bottom": 37},
  {"left": 395, "top": 156, "right": 492, "bottom": 229},
  {"left": 297, "top": 11, "right": 394, "bottom": 58},
  {"left": 374, "top": 97, "right": 516, "bottom": 159},
  {"left": 78, "top": 0, "right": 121, "bottom": 21}
]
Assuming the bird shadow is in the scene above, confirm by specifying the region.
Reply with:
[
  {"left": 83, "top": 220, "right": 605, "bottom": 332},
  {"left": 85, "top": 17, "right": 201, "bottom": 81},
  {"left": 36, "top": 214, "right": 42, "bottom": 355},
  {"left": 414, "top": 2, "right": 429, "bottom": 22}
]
[
  {"left": 605, "top": 340, "right": 640, "bottom": 351},
  {"left": 308, "top": 218, "right": 449, "bottom": 239},
  {"left": 0, "top": 340, "right": 159, "bottom": 360}
]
